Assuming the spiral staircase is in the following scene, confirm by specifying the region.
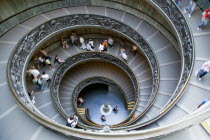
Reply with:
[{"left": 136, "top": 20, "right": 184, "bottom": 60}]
[{"left": 0, "top": 0, "right": 210, "bottom": 139}]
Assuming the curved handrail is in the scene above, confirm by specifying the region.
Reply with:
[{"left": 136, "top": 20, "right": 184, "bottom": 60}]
[
  {"left": 112, "top": 0, "right": 195, "bottom": 130},
  {"left": 50, "top": 52, "right": 139, "bottom": 128},
  {"left": 7, "top": 13, "right": 159, "bottom": 128},
  {"left": 7, "top": 86, "right": 210, "bottom": 139},
  {"left": 55, "top": 75, "right": 129, "bottom": 127},
  {"left": 0, "top": 0, "right": 178, "bottom": 52},
  {"left": 72, "top": 76, "right": 130, "bottom": 126},
  {"left": 149, "top": 0, "right": 194, "bottom": 113},
  {"left": 0, "top": 0, "right": 61, "bottom": 25},
  {"left": 7, "top": 13, "right": 160, "bottom": 135}
]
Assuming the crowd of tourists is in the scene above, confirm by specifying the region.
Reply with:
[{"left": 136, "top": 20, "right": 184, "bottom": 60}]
[
  {"left": 27, "top": 47, "right": 65, "bottom": 104},
  {"left": 26, "top": 31, "right": 138, "bottom": 128},
  {"left": 27, "top": 1, "right": 210, "bottom": 127},
  {"left": 62, "top": 32, "right": 138, "bottom": 61}
]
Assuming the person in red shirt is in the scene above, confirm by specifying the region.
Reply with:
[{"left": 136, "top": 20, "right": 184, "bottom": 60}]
[{"left": 197, "top": 8, "right": 210, "bottom": 30}]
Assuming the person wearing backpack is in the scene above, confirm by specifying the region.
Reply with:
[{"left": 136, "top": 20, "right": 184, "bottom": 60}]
[{"left": 66, "top": 115, "right": 78, "bottom": 128}]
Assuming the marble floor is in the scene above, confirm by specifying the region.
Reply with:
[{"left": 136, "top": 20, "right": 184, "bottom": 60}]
[{"left": 79, "top": 84, "right": 131, "bottom": 125}]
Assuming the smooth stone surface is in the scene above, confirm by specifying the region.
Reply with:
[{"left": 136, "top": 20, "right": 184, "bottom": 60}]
[
  {"left": 43, "top": 8, "right": 67, "bottom": 19},
  {"left": 0, "top": 107, "right": 40, "bottom": 140},
  {"left": 157, "top": 105, "right": 187, "bottom": 126},
  {"left": 159, "top": 124, "right": 209, "bottom": 140},
  {"left": 156, "top": 47, "right": 180, "bottom": 64},
  {"left": 65, "top": 6, "right": 87, "bottom": 14},
  {"left": 0, "top": 84, "right": 16, "bottom": 115},
  {"left": 158, "top": 80, "right": 178, "bottom": 93},
  {"left": 147, "top": 32, "right": 171, "bottom": 52},
  {"left": 0, "top": 63, "right": 7, "bottom": 84},
  {"left": 0, "top": 25, "right": 29, "bottom": 42},
  {"left": 21, "top": 15, "right": 47, "bottom": 29},
  {"left": 160, "top": 63, "right": 181, "bottom": 78},
  {"left": 194, "top": 35, "right": 210, "bottom": 58},
  {"left": 178, "top": 84, "right": 210, "bottom": 111},
  {"left": 86, "top": 6, "right": 105, "bottom": 16},
  {"left": 123, "top": 13, "right": 142, "bottom": 30},
  {"left": 106, "top": 8, "right": 124, "bottom": 21},
  {"left": 136, "top": 21, "right": 157, "bottom": 40}
]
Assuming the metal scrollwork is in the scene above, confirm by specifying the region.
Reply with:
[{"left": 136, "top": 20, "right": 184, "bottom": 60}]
[
  {"left": 51, "top": 52, "right": 139, "bottom": 114},
  {"left": 72, "top": 77, "right": 127, "bottom": 108},
  {"left": 151, "top": 0, "right": 194, "bottom": 108},
  {"left": 8, "top": 14, "right": 159, "bottom": 122}
]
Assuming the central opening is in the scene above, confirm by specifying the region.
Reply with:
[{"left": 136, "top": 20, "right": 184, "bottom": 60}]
[{"left": 78, "top": 83, "right": 131, "bottom": 125}]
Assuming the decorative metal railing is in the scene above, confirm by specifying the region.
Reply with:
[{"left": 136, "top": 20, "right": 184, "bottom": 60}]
[
  {"left": 7, "top": 14, "right": 159, "bottom": 120},
  {"left": 50, "top": 52, "right": 138, "bottom": 128},
  {"left": 5, "top": 1, "right": 207, "bottom": 139},
  {"left": 111, "top": 0, "right": 195, "bottom": 130},
  {"left": 72, "top": 76, "right": 129, "bottom": 126},
  {"left": 72, "top": 76, "right": 128, "bottom": 109},
  {"left": 150, "top": 0, "right": 194, "bottom": 123}
]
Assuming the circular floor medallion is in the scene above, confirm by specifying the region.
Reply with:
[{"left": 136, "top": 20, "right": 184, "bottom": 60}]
[{"left": 100, "top": 105, "right": 112, "bottom": 115}]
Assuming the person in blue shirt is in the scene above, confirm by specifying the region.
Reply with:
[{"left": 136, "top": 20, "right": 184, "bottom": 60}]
[{"left": 197, "top": 99, "right": 209, "bottom": 108}]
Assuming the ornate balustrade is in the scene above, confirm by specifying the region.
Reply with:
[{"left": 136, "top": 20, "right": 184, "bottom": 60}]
[
  {"left": 112, "top": 0, "right": 195, "bottom": 130},
  {"left": 71, "top": 76, "right": 129, "bottom": 126},
  {"left": 7, "top": 14, "right": 159, "bottom": 121},
  {"left": 5, "top": 1, "right": 209, "bottom": 139},
  {"left": 51, "top": 52, "right": 139, "bottom": 128}
]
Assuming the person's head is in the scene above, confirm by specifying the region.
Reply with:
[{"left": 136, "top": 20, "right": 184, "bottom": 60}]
[
  {"left": 42, "top": 71, "right": 46, "bottom": 75},
  {"left": 31, "top": 66, "right": 35, "bottom": 69},
  {"left": 115, "top": 105, "right": 118, "bottom": 108},
  {"left": 70, "top": 115, "right": 74, "bottom": 120},
  {"left": 89, "top": 39, "right": 92, "bottom": 41},
  {"left": 132, "top": 114, "right": 137, "bottom": 119},
  {"left": 55, "top": 55, "right": 58, "bottom": 58}
]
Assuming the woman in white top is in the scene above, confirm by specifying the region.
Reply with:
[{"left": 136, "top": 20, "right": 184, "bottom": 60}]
[
  {"left": 86, "top": 43, "right": 95, "bottom": 51},
  {"left": 28, "top": 66, "right": 40, "bottom": 78},
  {"left": 120, "top": 48, "right": 128, "bottom": 61},
  {"left": 88, "top": 39, "right": 94, "bottom": 48},
  {"left": 70, "top": 32, "right": 77, "bottom": 45},
  {"left": 108, "top": 37, "right": 114, "bottom": 47},
  {"left": 99, "top": 43, "right": 104, "bottom": 52},
  {"left": 41, "top": 71, "right": 51, "bottom": 87},
  {"left": 80, "top": 37, "right": 86, "bottom": 49}
]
